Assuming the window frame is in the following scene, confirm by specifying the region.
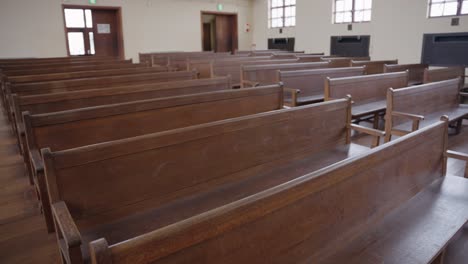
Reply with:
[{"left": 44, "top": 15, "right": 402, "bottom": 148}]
[
  {"left": 269, "top": 0, "right": 296, "bottom": 29},
  {"left": 333, "top": 0, "right": 373, "bottom": 24},
  {"left": 428, "top": 0, "right": 468, "bottom": 18}
]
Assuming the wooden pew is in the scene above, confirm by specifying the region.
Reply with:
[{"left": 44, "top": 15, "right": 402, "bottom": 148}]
[
  {"left": 322, "top": 57, "right": 370, "bottom": 67},
  {"left": 44, "top": 97, "right": 383, "bottom": 263},
  {"left": 12, "top": 77, "right": 232, "bottom": 179},
  {"left": 187, "top": 56, "right": 271, "bottom": 79},
  {"left": 240, "top": 62, "right": 330, "bottom": 88},
  {"left": 7, "top": 66, "right": 171, "bottom": 84},
  {"left": 196, "top": 58, "right": 300, "bottom": 87},
  {"left": 0, "top": 59, "right": 130, "bottom": 71},
  {"left": 0, "top": 60, "right": 142, "bottom": 77},
  {"left": 423, "top": 66, "right": 467, "bottom": 88},
  {"left": 0, "top": 56, "right": 120, "bottom": 66},
  {"left": 384, "top": 78, "right": 468, "bottom": 142},
  {"left": 87, "top": 119, "right": 468, "bottom": 264},
  {"left": 351, "top": 59, "right": 398, "bottom": 74},
  {"left": 325, "top": 71, "right": 409, "bottom": 128},
  {"left": 27, "top": 84, "right": 285, "bottom": 232},
  {"left": 5, "top": 71, "right": 196, "bottom": 140},
  {"left": 278, "top": 66, "right": 366, "bottom": 106},
  {"left": 384, "top": 63, "right": 428, "bottom": 85}
]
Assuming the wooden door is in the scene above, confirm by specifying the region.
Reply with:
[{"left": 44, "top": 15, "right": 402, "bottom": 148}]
[
  {"left": 92, "top": 9, "right": 119, "bottom": 57},
  {"left": 215, "top": 15, "right": 233, "bottom": 53},
  {"left": 203, "top": 23, "right": 212, "bottom": 51}
]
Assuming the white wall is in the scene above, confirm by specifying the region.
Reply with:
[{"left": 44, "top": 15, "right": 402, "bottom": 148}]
[
  {"left": 252, "top": 0, "right": 468, "bottom": 64},
  {"left": 0, "top": 0, "right": 253, "bottom": 61}
]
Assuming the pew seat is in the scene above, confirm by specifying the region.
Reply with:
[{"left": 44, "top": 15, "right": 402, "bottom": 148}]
[
  {"left": 321, "top": 175, "right": 468, "bottom": 264},
  {"left": 72, "top": 143, "right": 369, "bottom": 262},
  {"left": 351, "top": 99, "right": 386, "bottom": 119},
  {"left": 391, "top": 107, "right": 468, "bottom": 136}
]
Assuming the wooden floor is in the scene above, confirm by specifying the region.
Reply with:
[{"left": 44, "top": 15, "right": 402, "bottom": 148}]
[{"left": 0, "top": 101, "right": 466, "bottom": 263}]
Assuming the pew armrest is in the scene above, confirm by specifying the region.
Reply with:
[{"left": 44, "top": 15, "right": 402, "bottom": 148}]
[
  {"left": 241, "top": 80, "right": 260, "bottom": 88},
  {"left": 392, "top": 111, "right": 425, "bottom": 121},
  {"left": 30, "top": 149, "right": 44, "bottom": 173},
  {"left": 351, "top": 124, "right": 385, "bottom": 148},
  {"left": 52, "top": 202, "right": 82, "bottom": 249},
  {"left": 446, "top": 150, "right": 468, "bottom": 178},
  {"left": 460, "top": 92, "right": 468, "bottom": 98},
  {"left": 284, "top": 88, "right": 300, "bottom": 107}
]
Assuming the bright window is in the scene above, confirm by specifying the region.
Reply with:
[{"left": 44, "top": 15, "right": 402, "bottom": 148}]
[
  {"left": 333, "top": 0, "right": 372, "bottom": 24},
  {"left": 429, "top": 0, "right": 468, "bottom": 17},
  {"left": 269, "top": 0, "right": 296, "bottom": 28}
]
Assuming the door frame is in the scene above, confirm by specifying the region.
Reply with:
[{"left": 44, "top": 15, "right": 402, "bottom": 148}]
[
  {"left": 62, "top": 4, "right": 125, "bottom": 59},
  {"left": 200, "top": 11, "right": 238, "bottom": 53}
]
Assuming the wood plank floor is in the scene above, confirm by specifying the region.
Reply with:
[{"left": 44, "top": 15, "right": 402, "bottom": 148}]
[{"left": 0, "top": 101, "right": 466, "bottom": 263}]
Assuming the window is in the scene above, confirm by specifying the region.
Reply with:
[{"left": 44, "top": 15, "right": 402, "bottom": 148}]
[
  {"left": 429, "top": 0, "right": 468, "bottom": 17},
  {"left": 269, "top": 0, "right": 296, "bottom": 28},
  {"left": 333, "top": 0, "right": 372, "bottom": 24},
  {"left": 63, "top": 8, "right": 95, "bottom": 56}
]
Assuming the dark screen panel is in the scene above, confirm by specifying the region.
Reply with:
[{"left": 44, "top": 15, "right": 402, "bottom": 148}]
[
  {"left": 422, "top": 32, "right": 468, "bottom": 66},
  {"left": 330, "top": 35, "right": 370, "bottom": 57}
]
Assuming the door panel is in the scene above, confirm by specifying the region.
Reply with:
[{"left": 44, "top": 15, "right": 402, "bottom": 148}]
[
  {"left": 215, "top": 15, "right": 233, "bottom": 53},
  {"left": 92, "top": 9, "right": 119, "bottom": 57}
]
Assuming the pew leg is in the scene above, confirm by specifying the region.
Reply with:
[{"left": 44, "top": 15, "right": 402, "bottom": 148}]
[
  {"left": 455, "top": 119, "right": 463, "bottom": 134},
  {"left": 430, "top": 249, "right": 446, "bottom": 264},
  {"left": 22, "top": 139, "right": 34, "bottom": 185},
  {"left": 37, "top": 171, "right": 55, "bottom": 233},
  {"left": 373, "top": 113, "right": 380, "bottom": 129}
]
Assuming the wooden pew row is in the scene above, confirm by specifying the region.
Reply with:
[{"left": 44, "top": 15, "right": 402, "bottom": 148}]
[
  {"left": 187, "top": 56, "right": 272, "bottom": 79},
  {"left": 138, "top": 51, "right": 213, "bottom": 65},
  {"left": 0, "top": 60, "right": 143, "bottom": 77},
  {"left": 5, "top": 71, "right": 197, "bottom": 142},
  {"left": 190, "top": 59, "right": 300, "bottom": 87},
  {"left": 278, "top": 66, "right": 366, "bottom": 106},
  {"left": 6, "top": 65, "right": 171, "bottom": 84},
  {"left": 13, "top": 77, "right": 232, "bottom": 182},
  {"left": 384, "top": 63, "right": 428, "bottom": 85},
  {"left": 0, "top": 56, "right": 120, "bottom": 66},
  {"left": 325, "top": 71, "right": 409, "bottom": 129},
  {"left": 321, "top": 57, "right": 370, "bottom": 67},
  {"left": 0, "top": 59, "right": 133, "bottom": 71},
  {"left": 87, "top": 119, "right": 468, "bottom": 264},
  {"left": 44, "top": 98, "right": 383, "bottom": 263},
  {"left": 167, "top": 52, "right": 235, "bottom": 71},
  {"left": 351, "top": 59, "right": 398, "bottom": 74},
  {"left": 385, "top": 78, "right": 468, "bottom": 142},
  {"left": 423, "top": 66, "right": 467, "bottom": 88},
  {"left": 240, "top": 62, "right": 330, "bottom": 88},
  {"left": 27, "top": 84, "right": 284, "bottom": 232},
  {"left": 269, "top": 52, "right": 321, "bottom": 59}
]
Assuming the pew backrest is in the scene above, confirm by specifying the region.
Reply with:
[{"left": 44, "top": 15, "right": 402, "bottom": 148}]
[
  {"left": 278, "top": 66, "right": 366, "bottom": 105},
  {"left": 87, "top": 119, "right": 448, "bottom": 264},
  {"left": 351, "top": 60, "right": 398, "bottom": 74},
  {"left": 384, "top": 63, "right": 428, "bottom": 85},
  {"left": 325, "top": 71, "right": 409, "bottom": 103},
  {"left": 423, "top": 66, "right": 466, "bottom": 88},
  {"left": 241, "top": 62, "right": 330, "bottom": 87},
  {"left": 322, "top": 57, "right": 370, "bottom": 68}
]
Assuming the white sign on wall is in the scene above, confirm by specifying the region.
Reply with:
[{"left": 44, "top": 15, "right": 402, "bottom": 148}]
[{"left": 97, "top": 24, "right": 111, "bottom": 34}]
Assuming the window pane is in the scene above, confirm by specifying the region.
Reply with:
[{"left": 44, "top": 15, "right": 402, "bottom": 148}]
[
  {"left": 355, "top": 0, "right": 365, "bottom": 10},
  {"left": 335, "top": 12, "right": 344, "bottom": 23},
  {"left": 285, "top": 6, "right": 296, "bottom": 17},
  {"left": 64, "top": 9, "right": 85, "bottom": 28},
  {"left": 272, "top": 7, "right": 283, "bottom": 18},
  {"left": 285, "top": 0, "right": 295, "bottom": 5},
  {"left": 354, "top": 10, "right": 364, "bottom": 22},
  {"left": 363, "top": 10, "right": 372, "bottom": 21},
  {"left": 272, "top": 18, "right": 283, "bottom": 28},
  {"left": 85, "top": 9, "right": 93, "bottom": 28},
  {"left": 89, "top": 32, "right": 95, "bottom": 55},
  {"left": 430, "top": 3, "right": 444, "bottom": 16},
  {"left": 344, "top": 0, "right": 353, "bottom": 11},
  {"left": 343, "top": 11, "right": 352, "bottom": 22},
  {"left": 336, "top": 0, "right": 345, "bottom": 12},
  {"left": 364, "top": 0, "right": 372, "bottom": 9},
  {"left": 443, "top": 1, "right": 458, "bottom": 15},
  {"left": 462, "top": 0, "right": 468, "bottom": 14},
  {"left": 272, "top": 0, "right": 283, "bottom": 8},
  {"left": 68, "top": 32, "right": 85, "bottom": 55}
]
